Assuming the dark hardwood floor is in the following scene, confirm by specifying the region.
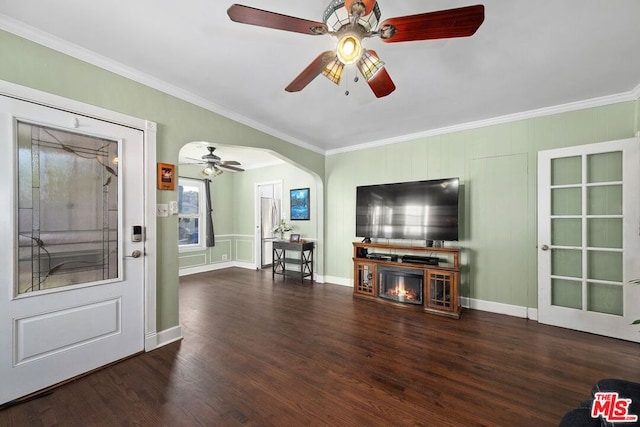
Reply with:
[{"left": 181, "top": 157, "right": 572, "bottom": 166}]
[{"left": 2, "top": 267, "right": 639, "bottom": 426}]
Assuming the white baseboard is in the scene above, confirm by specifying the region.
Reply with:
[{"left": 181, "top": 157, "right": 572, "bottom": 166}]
[
  {"left": 459, "top": 297, "right": 538, "bottom": 319},
  {"left": 179, "top": 261, "right": 235, "bottom": 276},
  {"left": 145, "top": 325, "right": 183, "bottom": 351},
  {"left": 179, "top": 261, "right": 259, "bottom": 277},
  {"left": 324, "top": 276, "right": 352, "bottom": 287}
]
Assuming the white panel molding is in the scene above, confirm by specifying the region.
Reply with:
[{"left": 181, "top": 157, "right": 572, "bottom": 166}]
[{"left": 15, "top": 299, "right": 121, "bottom": 364}]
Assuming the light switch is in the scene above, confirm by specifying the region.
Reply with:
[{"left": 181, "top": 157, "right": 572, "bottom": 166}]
[
  {"left": 156, "top": 204, "right": 169, "bottom": 217},
  {"left": 169, "top": 200, "right": 179, "bottom": 215}
]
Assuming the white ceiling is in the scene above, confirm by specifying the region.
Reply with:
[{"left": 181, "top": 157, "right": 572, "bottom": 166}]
[{"left": 1, "top": 0, "right": 639, "bottom": 162}]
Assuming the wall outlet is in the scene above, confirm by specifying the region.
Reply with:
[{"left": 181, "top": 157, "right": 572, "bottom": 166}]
[{"left": 222, "top": 254, "right": 228, "bottom": 261}]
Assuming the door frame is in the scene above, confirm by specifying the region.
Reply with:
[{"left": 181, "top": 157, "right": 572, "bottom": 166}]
[{"left": 0, "top": 80, "right": 159, "bottom": 351}]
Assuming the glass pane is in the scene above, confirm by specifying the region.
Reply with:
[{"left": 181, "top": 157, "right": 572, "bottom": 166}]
[
  {"left": 551, "top": 218, "right": 581, "bottom": 246},
  {"left": 552, "top": 249, "right": 582, "bottom": 278},
  {"left": 178, "top": 217, "right": 199, "bottom": 245},
  {"left": 551, "top": 279, "right": 582, "bottom": 309},
  {"left": 587, "top": 218, "right": 622, "bottom": 249},
  {"left": 17, "top": 122, "right": 119, "bottom": 295},
  {"left": 178, "top": 184, "right": 200, "bottom": 215},
  {"left": 587, "top": 185, "right": 622, "bottom": 215},
  {"left": 587, "top": 282, "right": 623, "bottom": 316},
  {"left": 552, "top": 156, "right": 581, "bottom": 185},
  {"left": 551, "top": 188, "right": 581, "bottom": 216},
  {"left": 587, "top": 250, "right": 622, "bottom": 282},
  {"left": 587, "top": 151, "right": 622, "bottom": 183}
]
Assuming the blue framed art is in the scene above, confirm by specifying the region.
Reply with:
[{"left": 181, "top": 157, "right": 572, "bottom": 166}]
[{"left": 290, "top": 187, "right": 310, "bottom": 220}]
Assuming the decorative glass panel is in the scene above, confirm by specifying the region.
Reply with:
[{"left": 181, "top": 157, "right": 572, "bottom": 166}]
[
  {"left": 587, "top": 185, "right": 622, "bottom": 215},
  {"left": 587, "top": 250, "right": 622, "bottom": 282},
  {"left": 17, "top": 121, "right": 119, "bottom": 294},
  {"left": 551, "top": 188, "right": 581, "bottom": 216},
  {"left": 551, "top": 218, "right": 581, "bottom": 247},
  {"left": 551, "top": 249, "right": 582, "bottom": 278},
  {"left": 587, "top": 218, "right": 622, "bottom": 249},
  {"left": 587, "top": 282, "right": 623, "bottom": 316},
  {"left": 551, "top": 279, "right": 582, "bottom": 309},
  {"left": 551, "top": 156, "right": 581, "bottom": 185},
  {"left": 587, "top": 151, "right": 622, "bottom": 183}
]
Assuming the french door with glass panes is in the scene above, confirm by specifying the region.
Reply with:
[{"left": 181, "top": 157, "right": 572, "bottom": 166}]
[
  {"left": 0, "top": 95, "right": 145, "bottom": 404},
  {"left": 537, "top": 138, "right": 640, "bottom": 342}
]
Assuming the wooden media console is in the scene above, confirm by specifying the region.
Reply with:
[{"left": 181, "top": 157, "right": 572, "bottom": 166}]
[{"left": 352, "top": 241, "right": 461, "bottom": 318}]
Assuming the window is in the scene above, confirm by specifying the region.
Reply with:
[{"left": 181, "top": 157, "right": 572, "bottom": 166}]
[{"left": 178, "top": 178, "right": 205, "bottom": 250}]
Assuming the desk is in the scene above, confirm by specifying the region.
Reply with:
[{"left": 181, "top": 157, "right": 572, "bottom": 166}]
[{"left": 272, "top": 241, "right": 314, "bottom": 284}]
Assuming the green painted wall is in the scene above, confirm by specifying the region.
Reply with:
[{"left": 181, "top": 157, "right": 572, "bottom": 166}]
[
  {"left": 0, "top": 30, "right": 324, "bottom": 332},
  {"left": 231, "top": 161, "right": 321, "bottom": 270},
  {"left": 325, "top": 101, "right": 639, "bottom": 309}
]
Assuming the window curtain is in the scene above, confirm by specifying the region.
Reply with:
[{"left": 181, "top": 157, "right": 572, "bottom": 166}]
[{"left": 204, "top": 178, "right": 215, "bottom": 247}]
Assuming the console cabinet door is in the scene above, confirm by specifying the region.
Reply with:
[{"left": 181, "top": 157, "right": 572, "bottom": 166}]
[
  {"left": 426, "top": 270, "right": 458, "bottom": 313},
  {"left": 354, "top": 261, "right": 376, "bottom": 296}
]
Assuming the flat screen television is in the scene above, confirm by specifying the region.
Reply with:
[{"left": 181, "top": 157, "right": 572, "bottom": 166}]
[{"left": 356, "top": 177, "right": 459, "bottom": 241}]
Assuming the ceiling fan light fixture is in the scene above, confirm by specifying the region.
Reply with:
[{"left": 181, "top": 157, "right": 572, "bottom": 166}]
[
  {"left": 357, "top": 50, "right": 385, "bottom": 80},
  {"left": 322, "top": 57, "right": 344, "bottom": 84},
  {"left": 202, "top": 164, "right": 215, "bottom": 175},
  {"left": 336, "top": 32, "right": 362, "bottom": 65}
]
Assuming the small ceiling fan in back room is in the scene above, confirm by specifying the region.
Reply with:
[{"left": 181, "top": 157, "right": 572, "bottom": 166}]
[
  {"left": 227, "top": 1, "right": 485, "bottom": 98},
  {"left": 184, "top": 146, "right": 245, "bottom": 177}
]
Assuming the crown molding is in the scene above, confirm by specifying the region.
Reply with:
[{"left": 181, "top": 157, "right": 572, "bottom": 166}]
[
  {"left": 0, "top": 14, "right": 324, "bottom": 156},
  {"left": 326, "top": 89, "right": 640, "bottom": 156}
]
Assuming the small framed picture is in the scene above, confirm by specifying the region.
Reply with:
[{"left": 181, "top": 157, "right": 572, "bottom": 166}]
[
  {"left": 290, "top": 187, "right": 310, "bottom": 220},
  {"left": 289, "top": 233, "right": 301, "bottom": 243},
  {"left": 157, "top": 163, "right": 175, "bottom": 190}
]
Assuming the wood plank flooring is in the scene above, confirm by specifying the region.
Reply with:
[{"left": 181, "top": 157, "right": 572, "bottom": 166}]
[{"left": 1, "top": 267, "right": 639, "bottom": 426}]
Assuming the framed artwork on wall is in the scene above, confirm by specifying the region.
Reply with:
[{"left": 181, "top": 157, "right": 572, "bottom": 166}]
[
  {"left": 290, "top": 187, "right": 310, "bottom": 220},
  {"left": 157, "top": 162, "right": 175, "bottom": 190}
]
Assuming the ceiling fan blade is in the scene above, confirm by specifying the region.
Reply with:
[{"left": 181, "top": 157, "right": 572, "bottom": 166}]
[
  {"left": 218, "top": 164, "right": 245, "bottom": 172},
  {"left": 379, "top": 5, "right": 484, "bottom": 43},
  {"left": 363, "top": 51, "right": 395, "bottom": 98},
  {"left": 186, "top": 157, "right": 206, "bottom": 163},
  {"left": 227, "top": 4, "right": 328, "bottom": 36},
  {"left": 219, "top": 160, "right": 241, "bottom": 166},
  {"left": 285, "top": 51, "right": 336, "bottom": 92}
]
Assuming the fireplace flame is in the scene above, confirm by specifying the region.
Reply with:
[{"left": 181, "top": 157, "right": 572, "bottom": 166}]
[{"left": 386, "top": 277, "right": 418, "bottom": 301}]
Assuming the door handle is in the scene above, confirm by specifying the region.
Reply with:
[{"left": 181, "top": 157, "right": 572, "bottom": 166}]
[
  {"left": 540, "top": 244, "right": 550, "bottom": 251},
  {"left": 125, "top": 250, "right": 142, "bottom": 258}
]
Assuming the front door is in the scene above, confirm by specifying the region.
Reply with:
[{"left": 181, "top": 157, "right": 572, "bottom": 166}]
[
  {"left": 537, "top": 138, "right": 640, "bottom": 342},
  {"left": 0, "top": 95, "right": 145, "bottom": 404}
]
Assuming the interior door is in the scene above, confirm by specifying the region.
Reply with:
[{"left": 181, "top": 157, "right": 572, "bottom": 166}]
[
  {"left": 0, "top": 95, "right": 145, "bottom": 404},
  {"left": 538, "top": 138, "right": 640, "bottom": 342}
]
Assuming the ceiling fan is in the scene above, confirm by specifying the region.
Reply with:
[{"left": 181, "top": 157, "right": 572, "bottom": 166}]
[
  {"left": 227, "top": 1, "right": 484, "bottom": 98},
  {"left": 185, "top": 146, "right": 245, "bottom": 176}
]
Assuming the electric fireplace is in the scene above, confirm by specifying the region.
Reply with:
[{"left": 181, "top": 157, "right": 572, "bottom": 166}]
[{"left": 377, "top": 266, "right": 424, "bottom": 305}]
